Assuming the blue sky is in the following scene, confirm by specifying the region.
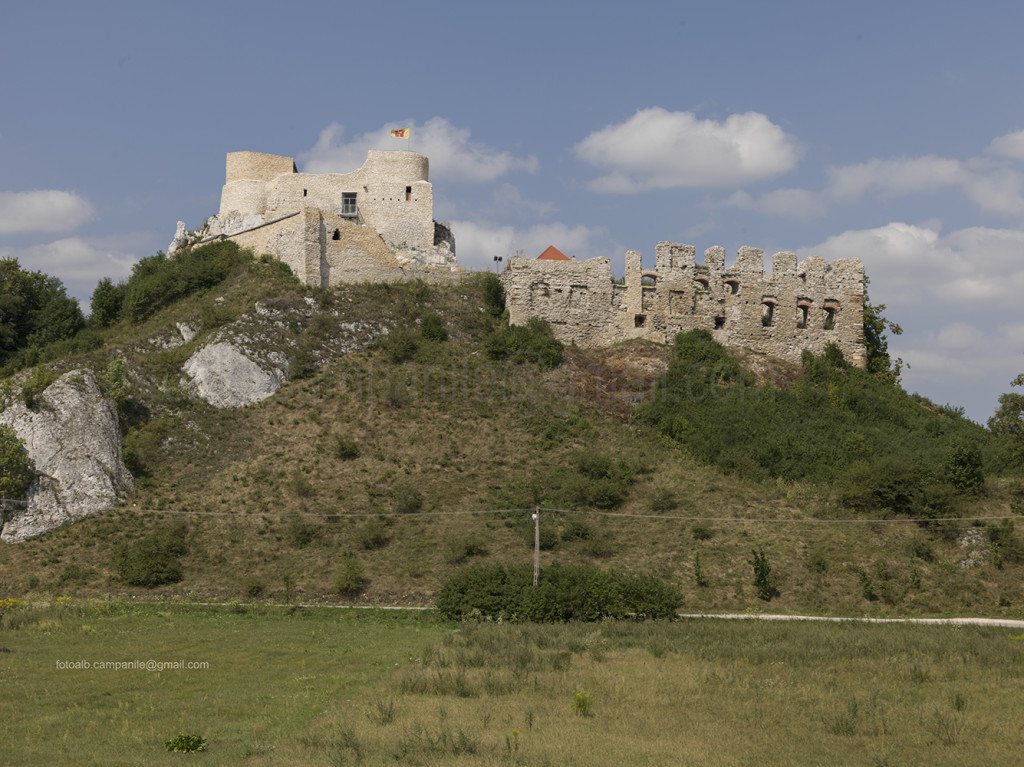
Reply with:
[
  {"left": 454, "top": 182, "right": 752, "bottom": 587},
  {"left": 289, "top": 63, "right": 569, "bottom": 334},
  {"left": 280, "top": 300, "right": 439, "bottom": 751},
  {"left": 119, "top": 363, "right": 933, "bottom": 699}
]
[{"left": 2, "top": 0, "right": 1023, "bottom": 424}]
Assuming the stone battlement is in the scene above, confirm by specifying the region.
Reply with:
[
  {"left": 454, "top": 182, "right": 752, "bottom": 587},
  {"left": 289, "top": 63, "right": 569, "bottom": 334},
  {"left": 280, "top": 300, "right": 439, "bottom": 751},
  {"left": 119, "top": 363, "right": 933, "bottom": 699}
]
[{"left": 504, "top": 242, "right": 865, "bottom": 367}]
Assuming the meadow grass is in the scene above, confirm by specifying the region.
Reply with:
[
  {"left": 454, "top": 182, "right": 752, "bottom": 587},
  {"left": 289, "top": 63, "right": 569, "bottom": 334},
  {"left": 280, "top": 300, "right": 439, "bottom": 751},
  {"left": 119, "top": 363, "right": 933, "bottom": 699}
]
[{"left": 3, "top": 601, "right": 1024, "bottom": 765}]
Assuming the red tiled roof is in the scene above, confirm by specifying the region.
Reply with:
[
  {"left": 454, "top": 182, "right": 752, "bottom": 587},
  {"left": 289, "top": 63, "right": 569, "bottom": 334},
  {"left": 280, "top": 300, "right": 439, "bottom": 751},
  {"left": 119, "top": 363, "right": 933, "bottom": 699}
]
[{"left": 537, "top": 245, "right": 570, "bottom": 261}]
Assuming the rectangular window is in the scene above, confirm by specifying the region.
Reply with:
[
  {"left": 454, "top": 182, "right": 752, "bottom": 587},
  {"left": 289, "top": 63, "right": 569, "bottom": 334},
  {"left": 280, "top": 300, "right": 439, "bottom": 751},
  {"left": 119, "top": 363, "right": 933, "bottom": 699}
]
[
  {"left": 405, "top": 186, "right": 412, "bottom": 201},
  {"left": 341, "top": 192, "right": 357, "bottom": 217}
]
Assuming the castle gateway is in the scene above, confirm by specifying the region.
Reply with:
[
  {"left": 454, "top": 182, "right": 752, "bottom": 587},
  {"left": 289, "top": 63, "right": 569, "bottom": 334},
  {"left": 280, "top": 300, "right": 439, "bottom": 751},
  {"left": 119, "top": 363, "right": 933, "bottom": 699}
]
[{"left": 503, "top": 243, "right": 865, "bottom": 367}]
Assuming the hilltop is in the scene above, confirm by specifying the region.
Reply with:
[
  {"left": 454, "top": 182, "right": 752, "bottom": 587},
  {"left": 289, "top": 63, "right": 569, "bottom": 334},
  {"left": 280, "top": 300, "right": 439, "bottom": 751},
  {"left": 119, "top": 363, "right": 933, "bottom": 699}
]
[{"left": 0, "top": 241, "right": 1020, "bottom": 619}]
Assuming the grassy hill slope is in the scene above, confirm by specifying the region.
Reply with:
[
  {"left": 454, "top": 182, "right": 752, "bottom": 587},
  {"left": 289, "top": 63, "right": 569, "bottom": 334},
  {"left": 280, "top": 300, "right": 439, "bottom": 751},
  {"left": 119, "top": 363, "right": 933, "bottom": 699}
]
[{"left": 0, "top": 245, "right": 1021, "bottom": 618}]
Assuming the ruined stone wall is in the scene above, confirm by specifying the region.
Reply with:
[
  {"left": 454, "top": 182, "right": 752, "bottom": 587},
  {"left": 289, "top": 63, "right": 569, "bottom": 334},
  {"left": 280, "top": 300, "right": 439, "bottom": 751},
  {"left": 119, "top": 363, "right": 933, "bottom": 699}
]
[{"left": 504, "top": 242, "right": 866, "bottom": 367}]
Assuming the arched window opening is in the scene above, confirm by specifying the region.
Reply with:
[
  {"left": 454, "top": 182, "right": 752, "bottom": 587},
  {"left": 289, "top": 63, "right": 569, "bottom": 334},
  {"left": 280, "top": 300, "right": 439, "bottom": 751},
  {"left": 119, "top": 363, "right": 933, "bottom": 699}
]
[
  {"left": 724, "top": 278, "right": 740, "bottom": 295},
  {"left": 332, "top": 229, "right": 341, "bottom": 241}
]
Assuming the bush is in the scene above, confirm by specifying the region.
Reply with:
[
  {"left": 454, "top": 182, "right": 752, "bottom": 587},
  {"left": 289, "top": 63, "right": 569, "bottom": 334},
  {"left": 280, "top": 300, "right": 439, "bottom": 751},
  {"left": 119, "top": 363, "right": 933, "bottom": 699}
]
[
  {"left": 944, "top": 441, "right": 985, "bottom": 495},
  {"left": 335, "top": 554, "right": 368, "bottom": 596},
  {"left": 357, "top": 518, "right": 390, "bottom": 550},
  {"left": 380, "top": 325, "right": 418, "bottom": 363},
  {"left": 485, "top": 318, "right": 563, "bottom": 370},
  {"left": 285, "top": 516, "right": 320, "bottom": 548},
  {"left": 114, "top": 523, "right": 188, "bottom": 587},
  {"left": 332, "top": 433, "right": 360, "bottom": 460},
  {"left": 749, "top": 547, "right": 774, "bottom": 601},
  {"left": 481, "top": 273, "right": 505, "bottom": 317},
  {"left": 420, "top": 312, "right": 448, "bottom": 342},
  {"left": 435, "top": 562, "right": 681, "bottom": 622},
  {"left": 165, "top": 734, "right": 207, "bottom": 753},
  {"left": 391, "top": 482, "right": 423, "bottom": 514}
]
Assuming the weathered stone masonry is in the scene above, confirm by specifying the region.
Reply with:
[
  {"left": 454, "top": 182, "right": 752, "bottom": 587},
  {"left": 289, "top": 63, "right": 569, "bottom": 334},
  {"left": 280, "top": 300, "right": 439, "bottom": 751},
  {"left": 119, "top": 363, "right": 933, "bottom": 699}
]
[
  {"left": 192, "top": 149, "right": 459, "bottom": 287},
  {"left": 504, "top": 242, "right": 866, "bottom": 367}
]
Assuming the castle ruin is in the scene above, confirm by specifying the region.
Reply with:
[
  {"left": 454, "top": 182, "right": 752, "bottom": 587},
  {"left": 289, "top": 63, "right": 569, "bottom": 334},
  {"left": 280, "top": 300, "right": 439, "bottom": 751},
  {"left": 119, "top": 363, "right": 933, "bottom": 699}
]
[
  {"left": 187, "top": 150, "right": 459, "bottom": 287},
  {"left": 504, "top": 243, "right": 865, "bottom": 367}
]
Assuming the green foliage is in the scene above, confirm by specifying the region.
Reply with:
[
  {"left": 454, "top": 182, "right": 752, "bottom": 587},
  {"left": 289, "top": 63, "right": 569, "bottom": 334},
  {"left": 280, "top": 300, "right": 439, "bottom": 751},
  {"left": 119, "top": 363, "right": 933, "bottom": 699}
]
[
  {"left": 288, "top": 344, "right": 317, "bottom": 380},
  {"left": 638, "top": 330, "right": 987, "bottom": 508},
  {"left": 989, "top": 373, "right": 1024, "bottom": 467},
  {"left": 379, "top": 325, "right": 419, "bottom": 363},
  {"left": 20, "top": 366, "right": 56, "bottom": 410},
  {"left": 89, "top": 277, "right": 125, "bottom": 327},
  {"left": 334, "top": 553, "right": 368, "bottom": 596},
  {"left": 116, "top": 241, "right": 252, "bottom": 324},
  {"left": 391, "top": 482, "right": 423, "bottom": 514},
  {"left": 285, "top": 516, "right": 320, "bottom": 548},
  {"left": 164, "top": 733, "right": 208, "bottom": 753},
  {"left": 485, "top": 317, "right": 563, "bottom": 370},
  {"left": 357, "top": 518, "right": 390, "bottom": 550},
  {"left": 944, "top": 441, "right": 985, "bottom": 495},
  {"left": 435, "top": 562, "right": 681, "bottom": 622},
  {"left": 862, "top": 276, "right": 905, "bottom": 385},
  {"left": 419, "top": 312, "right": 448, "bottom": 342},
  {"left": 332, "top": 433, "right": 360, "bottom": 460},
  {"left": 748, "top": 547, "right": 774, "bottom": 601},
  {"left": 572, "top": 689, "right": 593, "bottom": 717},
  {"left": 564, "top": 450, "right": 635, "bottom": 509},
  {"left": 481, "top": 273, "right": 506, "bottom": 317},
  {"left": 113, "top": 522, "right": 188, "bottom": 587},
  {"left": 99, "top": 357, "right": 127, "bottom": 414},
  {"left": 0, "top": 258, "right": 85, "bottom": 368},
  {"left": 0, "top": 423, "right": 33, "bottom": 505}
]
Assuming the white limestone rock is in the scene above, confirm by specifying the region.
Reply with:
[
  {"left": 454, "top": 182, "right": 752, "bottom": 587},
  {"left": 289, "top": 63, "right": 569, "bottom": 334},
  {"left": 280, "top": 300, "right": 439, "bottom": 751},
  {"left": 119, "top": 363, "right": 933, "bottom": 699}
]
[
  {"left": 183, "top": 342, "right": 287, "bottom": 409},
  {"left": 0, "top": 370, "right": 134, "bottom": 542}
]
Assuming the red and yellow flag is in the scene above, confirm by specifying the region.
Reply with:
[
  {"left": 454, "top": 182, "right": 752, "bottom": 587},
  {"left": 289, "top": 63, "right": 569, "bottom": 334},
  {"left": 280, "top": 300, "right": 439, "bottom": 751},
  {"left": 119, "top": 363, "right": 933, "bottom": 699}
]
[{"left": 390, "top": 127, "right": 410, "bottom": 139}]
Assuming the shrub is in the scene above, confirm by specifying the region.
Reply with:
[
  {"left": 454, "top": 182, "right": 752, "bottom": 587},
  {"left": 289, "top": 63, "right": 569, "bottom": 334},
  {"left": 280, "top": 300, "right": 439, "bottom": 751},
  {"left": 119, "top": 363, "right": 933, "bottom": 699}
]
[
  {"left": 560, "top": 518, "right": 594, "bottom": 541},
  {"left": 332, "top": 433, "right": 360, "bottom": 460},
  {"left": 114, "top": 523, "right": 187, "bottom": 587},
  {"left": 420, "top": 312, "right": 448, "bottom": 342},
  {"left": 391, "top": 482, "right": 423, "bottom": 514},
  {"left": 749, "top": 547, "right": 774, "bottom": 601},
  {"left": 357, "top": 518, "right": 390, "bottom": 550},
  {"left": 57, "top": 564, "right": 94, "bottom": 586},
  {"left": 646, "top": 487, "right": 678, "bottom": 513},
  {"left": 380, "top": 326, "right": 418, "bottom": 363},
  {"left": 485, "top": 318, "right": 563, "bottom": 370},
  {"left": 165, "top": 733, "right": 207, "bottom": 753},
  {"left": 285, "top": 516, "right": 320, "bottom": 548},
  {"left": 944, "top": 441, "right": 985, "bottom": 495},
  {"left": 435, "top": 562, "right": 681, "bottom": 622},
  {"left": 481, "top": 273, "right": 505, "bottom": 317},
  {"left": 335, "top": 554, "right": 368, "bottom": 596},
  {"left": 444, "top": 536, "right": 488, "bottom": 564},
  {"left": 244, "top": 577, "right": 265, "bottom": 598}
]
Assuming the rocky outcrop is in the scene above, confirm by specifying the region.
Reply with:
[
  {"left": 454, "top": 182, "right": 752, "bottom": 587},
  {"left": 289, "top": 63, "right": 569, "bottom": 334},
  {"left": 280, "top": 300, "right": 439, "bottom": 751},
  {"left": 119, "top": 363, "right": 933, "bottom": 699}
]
[
  {"left": 183, "top": 342, "right": 288, "bottom": 409},
  {"left": 0, "top": 370, "right": 133, "bottom": 542}
]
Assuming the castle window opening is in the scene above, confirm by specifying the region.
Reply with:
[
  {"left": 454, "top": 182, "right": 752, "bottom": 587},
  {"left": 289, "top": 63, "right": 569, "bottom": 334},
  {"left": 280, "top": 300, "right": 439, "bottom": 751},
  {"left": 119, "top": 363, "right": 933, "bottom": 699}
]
[
  {"left": 694, "top": 276, "right": 709, "bottom": 292},
  {"left": 724, "top": 279, "right": 740, "bottom": 295},
  {"left": 406, "top": 186, "right": 412, "bottom": 201},
  {"left": 824, "top": 307, "right": 836, "bottom": 330},
  {"left": 714, "top": 316, "right": 726, "bottom": 330},
  {"left": 341, "top": 192, "right": 358, "bottom": 217},
  {"left": 303, "top": 189, "right": 307, "bottom": 197},
  {"left": 797, "top": 303, "right": 810, "bottom": 329},
  {"left": 332, "top": 229, "right": 341, "bottom": 241},
  {"left": 634, "top": 314, "right": 647, "bottom": 328},
  {"left": 762, "top": 301, "right": 775, "bottom": 327}
]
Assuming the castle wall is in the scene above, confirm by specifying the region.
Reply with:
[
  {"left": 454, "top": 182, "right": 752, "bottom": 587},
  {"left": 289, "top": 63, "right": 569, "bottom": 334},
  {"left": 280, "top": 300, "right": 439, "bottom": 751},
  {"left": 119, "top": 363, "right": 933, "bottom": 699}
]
[{"left": 504, "top": 243, "right": 866, "bottom": 367}]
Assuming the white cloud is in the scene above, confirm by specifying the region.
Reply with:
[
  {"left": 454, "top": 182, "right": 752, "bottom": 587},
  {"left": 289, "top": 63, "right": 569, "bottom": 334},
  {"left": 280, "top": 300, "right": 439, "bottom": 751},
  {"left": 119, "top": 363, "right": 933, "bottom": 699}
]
[
  {"left": 825, "top": 155, "right": 1024, "bottom": 218},
  {"left": 10, "top": 237, "right": 136, "bottom": 282},
  {"left": 449, "top": 220, "right": 610, "bottom": 272},
  {"left": 987, "top": 129, "right": 1024, "bottom": 161},
  {"left": 804, "top": 222, "right": 1024, "bottom": 309},
  {"left": 299, "top": 118, "right": 538, "bottom": 183},
  {"left": 0, "top": 190, "right": 93, "bottom": 234},
  {"left": 935, "top": 323, "right": 985, "bottom": 349},
  {"left": 574, "top": 108, "right": 802, "bottom": 193},
  {"left": 720, "top": 188, "right": 827, "bottom": 221}
]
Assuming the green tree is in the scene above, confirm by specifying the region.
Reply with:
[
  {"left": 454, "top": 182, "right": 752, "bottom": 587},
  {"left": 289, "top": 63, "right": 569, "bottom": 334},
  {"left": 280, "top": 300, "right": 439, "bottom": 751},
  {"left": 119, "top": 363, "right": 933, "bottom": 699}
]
[
  {"left": 0, "top": 424, "right": 34, "bottom": 531},
  {"left": 0, "top": 258, "right": 85, "bottom": 365},
  {"left": 862, "top": 275, "right": 905, "bottom": 386},
  {"left": 89, "top": 277, "right": 126, "bottom": 327},
  {"left": 989, "top": 374, "right": 1024, "bottom": 465}
]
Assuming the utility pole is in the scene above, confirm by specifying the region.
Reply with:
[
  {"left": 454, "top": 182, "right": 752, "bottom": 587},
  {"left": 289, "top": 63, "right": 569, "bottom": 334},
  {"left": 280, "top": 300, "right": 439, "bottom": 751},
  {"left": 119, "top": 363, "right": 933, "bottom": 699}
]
[{"left": 532, "top": 507, "right": 540, "bottom": 586}]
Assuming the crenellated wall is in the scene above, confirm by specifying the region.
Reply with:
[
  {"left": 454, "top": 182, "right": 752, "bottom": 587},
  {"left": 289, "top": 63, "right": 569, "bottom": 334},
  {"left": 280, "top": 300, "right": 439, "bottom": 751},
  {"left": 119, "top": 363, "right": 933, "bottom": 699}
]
[{"left": 505, "top": 242, "right": 865, "bottom": 367}]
